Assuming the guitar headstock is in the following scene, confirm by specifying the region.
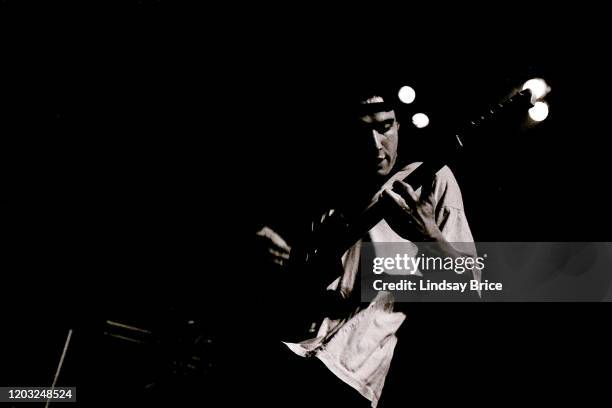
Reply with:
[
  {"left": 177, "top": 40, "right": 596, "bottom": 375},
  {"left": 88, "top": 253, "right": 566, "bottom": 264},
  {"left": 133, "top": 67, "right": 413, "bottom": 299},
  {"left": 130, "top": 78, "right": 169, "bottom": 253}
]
[{"left": 453, "top": 88, "right": 534, "bottom": 150}]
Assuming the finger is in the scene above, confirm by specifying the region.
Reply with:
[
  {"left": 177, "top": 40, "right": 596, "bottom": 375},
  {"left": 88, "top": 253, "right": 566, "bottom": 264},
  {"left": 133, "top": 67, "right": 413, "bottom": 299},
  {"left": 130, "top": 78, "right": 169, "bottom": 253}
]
[
  {"left": 392, "top": 180, "right": 419, "bottom": 204},
  {"left": 268, "top": 248, "right": 290, "bottom": 260},
  {"left": 268, "top": 239, "right": 292, "bottom": 255},
  {"left": 382, "top": 189, "right": 411, "bottom": 213},
  {"left": 420, "top": 179, "right": 437, "bottom": 205},
  {"left": 256, "top": 226, "right": 292, "bottom": 253},
  {"left": 270, "top": 234, "right": 291, "bottom": 253}
]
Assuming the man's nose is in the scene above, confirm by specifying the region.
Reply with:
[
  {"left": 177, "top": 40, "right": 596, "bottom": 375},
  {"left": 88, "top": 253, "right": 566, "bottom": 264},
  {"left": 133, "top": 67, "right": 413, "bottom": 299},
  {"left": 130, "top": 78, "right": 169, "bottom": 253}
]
[{"left": 371, "top": 130, "right": 384, "bottom": 151}]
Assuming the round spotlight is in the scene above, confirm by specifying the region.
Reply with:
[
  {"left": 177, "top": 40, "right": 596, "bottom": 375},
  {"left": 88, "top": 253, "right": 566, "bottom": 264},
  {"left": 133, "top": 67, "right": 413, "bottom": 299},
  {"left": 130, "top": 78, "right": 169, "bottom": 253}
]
[
  {"left": 522, "top": 78, "right": 551, "bottom": 101},
  {"left": 528, "top": 101, "right": 549, "bottom": 122},
  {"left": 412, "top": 113, "right": 429, "bottom": 128},
  {"left": 398, "top": 86, "right": 416, "bottom": 104}
]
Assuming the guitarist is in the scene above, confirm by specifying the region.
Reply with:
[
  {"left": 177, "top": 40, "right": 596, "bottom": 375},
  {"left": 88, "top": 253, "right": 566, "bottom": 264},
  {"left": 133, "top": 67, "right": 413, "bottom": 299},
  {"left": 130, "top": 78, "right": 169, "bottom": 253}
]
[{"left": 254, "top": 86, "right": 479, "bottom": 407}]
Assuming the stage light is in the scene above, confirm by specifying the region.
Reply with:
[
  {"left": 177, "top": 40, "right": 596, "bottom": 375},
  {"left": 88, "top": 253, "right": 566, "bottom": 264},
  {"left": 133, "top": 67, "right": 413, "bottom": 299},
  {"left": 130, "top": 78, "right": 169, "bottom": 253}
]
[
  {"left": 528, "top": 101, "right": 549, "bottom": 122},
  {"left": 398, "top": 86, "right": 416, "bottom": 104},
  {"left": 412, "top": 113, "right": 429, "bottom": 128},
  {"left": 522, "top": 78, "right": 551, "bottom": 102}
]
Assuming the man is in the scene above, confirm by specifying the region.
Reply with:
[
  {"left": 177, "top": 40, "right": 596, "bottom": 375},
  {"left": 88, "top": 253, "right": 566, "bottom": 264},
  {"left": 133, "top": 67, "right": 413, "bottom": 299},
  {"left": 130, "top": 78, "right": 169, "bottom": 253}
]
[{"left": 255, "top": 86, "right": 478, "bottom": 407}]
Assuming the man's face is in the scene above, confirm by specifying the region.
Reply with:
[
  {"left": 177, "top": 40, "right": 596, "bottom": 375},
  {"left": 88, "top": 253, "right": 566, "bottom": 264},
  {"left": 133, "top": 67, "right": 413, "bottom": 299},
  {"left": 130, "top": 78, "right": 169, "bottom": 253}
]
[{"left": 357, "top": 108, "right": 399, "bottom": 177}]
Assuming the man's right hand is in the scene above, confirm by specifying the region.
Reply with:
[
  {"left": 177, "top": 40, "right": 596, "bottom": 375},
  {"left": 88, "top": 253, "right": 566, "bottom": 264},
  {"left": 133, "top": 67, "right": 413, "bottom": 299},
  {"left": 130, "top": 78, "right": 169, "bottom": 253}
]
[{"left": 255, "top": 226, "right": 291, "bottom": 267}]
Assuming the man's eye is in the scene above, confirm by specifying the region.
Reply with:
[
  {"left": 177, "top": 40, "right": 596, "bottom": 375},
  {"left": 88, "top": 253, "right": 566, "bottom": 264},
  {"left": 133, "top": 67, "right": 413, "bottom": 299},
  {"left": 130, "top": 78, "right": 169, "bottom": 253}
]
[{"left": 378, "top": 124, "right": 393, "bottom": 133}]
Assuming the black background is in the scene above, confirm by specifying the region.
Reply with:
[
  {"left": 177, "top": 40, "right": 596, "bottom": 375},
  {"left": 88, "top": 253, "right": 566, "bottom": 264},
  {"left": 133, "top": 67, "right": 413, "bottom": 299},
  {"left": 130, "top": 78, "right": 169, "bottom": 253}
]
[{"left": 1, "top": 1, "right": 610, "bottom": 406}]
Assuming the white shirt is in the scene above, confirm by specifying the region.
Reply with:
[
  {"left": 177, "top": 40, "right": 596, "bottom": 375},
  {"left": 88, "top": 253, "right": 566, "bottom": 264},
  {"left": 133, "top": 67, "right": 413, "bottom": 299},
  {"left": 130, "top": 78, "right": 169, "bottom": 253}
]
[{"left": 284, "top": 163, "right": 478, "bottom": 407}]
